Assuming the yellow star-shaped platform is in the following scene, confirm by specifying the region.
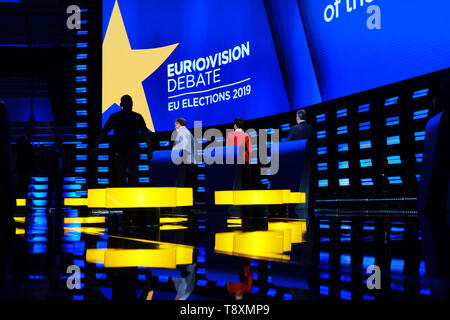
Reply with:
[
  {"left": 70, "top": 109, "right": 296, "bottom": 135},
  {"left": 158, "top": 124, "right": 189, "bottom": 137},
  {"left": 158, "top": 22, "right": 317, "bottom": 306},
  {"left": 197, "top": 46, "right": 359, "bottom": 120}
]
[{"left": 102, "top": 0, "right": 178, "bottom": 132}]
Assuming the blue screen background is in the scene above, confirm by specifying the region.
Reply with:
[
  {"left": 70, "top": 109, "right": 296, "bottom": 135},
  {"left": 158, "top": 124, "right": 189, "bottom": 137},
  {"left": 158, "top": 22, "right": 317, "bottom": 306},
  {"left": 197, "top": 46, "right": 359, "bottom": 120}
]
[
  {"left": 102, "top": 0, "right": 290, "bottom": 131},
  {"left": 102, "top": 0, "right": 450, "bottom": 131}
]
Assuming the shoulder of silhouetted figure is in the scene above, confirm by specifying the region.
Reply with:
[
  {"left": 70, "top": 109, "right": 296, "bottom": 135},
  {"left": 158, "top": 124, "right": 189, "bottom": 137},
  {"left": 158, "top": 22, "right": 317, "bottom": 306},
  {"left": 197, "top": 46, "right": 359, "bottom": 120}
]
[{"left": 288, "top": 121, "right": 315, "bottom": 141}]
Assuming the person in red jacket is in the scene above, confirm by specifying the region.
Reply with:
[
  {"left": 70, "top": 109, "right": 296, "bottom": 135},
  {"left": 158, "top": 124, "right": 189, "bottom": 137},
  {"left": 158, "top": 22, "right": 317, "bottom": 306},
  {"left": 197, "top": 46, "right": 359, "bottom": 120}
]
[
  {"left": 226, "top": 259, "right": 253, "bottom": 300},
  {"left": 226, "top": 117, "right": 252, "bottom": 164}
]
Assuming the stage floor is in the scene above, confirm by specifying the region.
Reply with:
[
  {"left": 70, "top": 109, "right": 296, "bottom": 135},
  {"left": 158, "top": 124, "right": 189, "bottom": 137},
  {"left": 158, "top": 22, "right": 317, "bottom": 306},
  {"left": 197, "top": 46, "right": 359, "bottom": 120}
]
[{"left": 3, "top": 206, "right": 450, "bottom": 300}]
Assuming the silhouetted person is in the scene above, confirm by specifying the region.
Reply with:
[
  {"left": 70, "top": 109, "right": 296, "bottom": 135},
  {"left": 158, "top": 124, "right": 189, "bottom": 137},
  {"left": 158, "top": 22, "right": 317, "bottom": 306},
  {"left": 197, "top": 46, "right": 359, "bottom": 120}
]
[
  {"left": 286, "top": 109, "right": 316, "bottom": 219},
  {"left": 15, "top": 124, "right": 36, "bottom": 199},
  {"left": 0, "top": 101, "right": 16, "bottom": 298},
  {"left": 91, "top": 95, "right": 152, "bottom": 187},
  {"left": 287, "top": 109, "right": 315, "bottom": 141}
]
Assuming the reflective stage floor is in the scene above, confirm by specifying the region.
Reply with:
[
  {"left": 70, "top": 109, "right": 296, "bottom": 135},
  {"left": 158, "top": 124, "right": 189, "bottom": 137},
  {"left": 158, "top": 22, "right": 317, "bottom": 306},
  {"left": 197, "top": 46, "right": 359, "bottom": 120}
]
[{"left": 3, "top": 206, "right": 450, "bottom": 301}]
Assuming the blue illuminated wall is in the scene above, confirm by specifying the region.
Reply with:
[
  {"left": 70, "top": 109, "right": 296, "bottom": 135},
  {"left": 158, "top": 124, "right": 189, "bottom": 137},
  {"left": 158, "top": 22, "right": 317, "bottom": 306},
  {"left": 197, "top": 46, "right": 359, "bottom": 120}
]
[
  {"left": 102, "top": 0, "right": 450, "bottom": 132},
  {"left": 3, "top": 97, "right": 54, "bottom": 122},
  {"left": 297, "top": 0, "right": 450, "bottom": 102},
  {"left": 102, "top": 0, "right": 289, "bottom": 132}
]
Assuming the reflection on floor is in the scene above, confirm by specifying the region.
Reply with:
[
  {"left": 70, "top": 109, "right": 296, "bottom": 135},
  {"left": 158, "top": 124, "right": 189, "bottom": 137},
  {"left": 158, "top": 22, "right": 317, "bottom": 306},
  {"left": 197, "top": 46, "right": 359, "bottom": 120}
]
[{"left": 3, "top": 204, "right": 450, "bottom": 301}]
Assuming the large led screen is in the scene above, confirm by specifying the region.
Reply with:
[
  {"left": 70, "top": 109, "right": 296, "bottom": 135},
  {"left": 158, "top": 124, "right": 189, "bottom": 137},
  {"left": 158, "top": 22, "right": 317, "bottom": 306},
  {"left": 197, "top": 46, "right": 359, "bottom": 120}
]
[
  {"left": 102, "top": 0, "right": 450, "bottom": 132},
  {"left": 102, "top": 0, "right": 289, "bottom": 132}
]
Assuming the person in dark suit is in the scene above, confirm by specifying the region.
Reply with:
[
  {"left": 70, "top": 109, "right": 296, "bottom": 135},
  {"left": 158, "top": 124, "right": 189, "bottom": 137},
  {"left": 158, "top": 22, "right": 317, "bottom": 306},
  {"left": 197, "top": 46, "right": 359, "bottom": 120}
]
[
  {"left": 286, "top": 109, "right": 317, "bottom": 223},
  {"left": 287, "top": 109, "right": 315, "bottom": 141}
]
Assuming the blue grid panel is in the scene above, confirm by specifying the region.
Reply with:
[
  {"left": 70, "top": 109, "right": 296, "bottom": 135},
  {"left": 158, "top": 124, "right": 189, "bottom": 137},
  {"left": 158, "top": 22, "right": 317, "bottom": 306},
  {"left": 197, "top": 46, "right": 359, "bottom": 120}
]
[
  {"left": 360, "top": 140, "right": 371, "bottom": 149},
  {"left": 413, "top": 109, "right": 429, "bottom": 120},
  {"left": 414, "top": 131, "right": 426, "bottom": 141},
  {"left": 388, "top": 176, "right": 403, "bottom": 184},
  {"left": 359, "top": 121, "right": 370, "bottom": 131},
  {"left": 337, "top": 126, "right": 348, "bottom": 135},
  {"left": 317, "top": 147, "right": 327, "bottom": 155},
  {"left": 336, "top": 109, "right": 347, "bottom": 118},
  {"left": 358, "top": 103, "right": 370, "bottom": 113},
  {"left": 318, "top": 179, "right": 328, "bottom": 188},
  {"left": 317, "top": 130, "right": 326, "bottom": 139},
  {"left": 316, "top": 113, "right": 326, "bottom": 122},
  {"left": 412, "top": 89, "right": 429, "bottom": 99},
  {"left": 415, "top": 153, "right": 423, "bottom": 162},
  {"left": 338, "top": 143, "right": 348, "bottom": 152},
  {"left": 385, "top": 96, "right": 398, "bottom": 106},
  {"left": 387, "top": 155, "right": 402, "bottom": 165},
  {"left": 361, "top": 178, "right": 374, "bottom": 186},
  {"left": 386, "top": 135, "right": 400, "bottom": 145},
  {"left": 386, "top": 116, "right": 399, "bottom": 126},
  {"left": 75, "top": 76, "right": 87, "bottom": 82},
  {"left": 340, "top": 254, "right": 351, "bottom": 266},
  {"left": 360, "top": 159, "right": 372, "bottom": 168},
  {"left": 338, "top": 161, "right": 349, "bottom": 169},
  {"left": 390, "top": 259, "right": 405, "bottom": 273},
  {"left": 318, "top": 163, "right": 328, "bottom": 171},
  {"left": 320, "top": 286, "right": 329, "bottom": 296}
]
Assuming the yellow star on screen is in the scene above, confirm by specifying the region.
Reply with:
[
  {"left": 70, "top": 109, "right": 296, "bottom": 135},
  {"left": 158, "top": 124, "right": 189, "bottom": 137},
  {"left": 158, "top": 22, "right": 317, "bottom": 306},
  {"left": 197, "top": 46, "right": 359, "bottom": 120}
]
[{"left": 102, "top": 0, "right": 178, "bottom": 132}]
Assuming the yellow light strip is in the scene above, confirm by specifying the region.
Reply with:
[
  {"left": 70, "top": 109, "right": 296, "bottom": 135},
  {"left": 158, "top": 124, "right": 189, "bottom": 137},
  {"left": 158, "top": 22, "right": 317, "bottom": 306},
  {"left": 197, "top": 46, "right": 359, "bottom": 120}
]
[
  {"left": 64, "top": 187, "right": 193, "bottom": 208},
  {"left": 88, "top": 188, "right": 106, "bottom": 208},
  {"left": 160, "top": 225, "right": 188, "bottom": 231},
  {"left": 268, "top": 221, "right": 306, "bottom": 244},
  {"left": 64, "top": 198, "right": 88, "bottom": 206},
  {"left": 64, "top": 217, "right": 106, "bottom": 224},
  {"left": 64, "top": 227, "right": 105, "bottom": 236},
  {"left": 215, "top": 230, "right": 291, "bottom": 260},
  {"left": 16, "top": 199, "right": 26, "bottom": 206},
  {"left": 104, "top": 248, "right": 177, "bottom": 268},
  {"left": 160, "top": 217, "right": 188, "bottom": 223},
  {"left": 63, "top": 223, "right": 196, "bottom": 266},
  {"left": 215, "top": 190, "right": 306, "bottom": 205},
  {"left": 215, "top": 191, "right": 234, "bottom": 205},
  {"left": 288, "top": 192, "right": 306, "bottom": 203},
  {"left": 85, "top": 245, "right": 193, "bottom": 269},
  {"left": 227, "top": 218, "right": 242, "bottom": 224},
  {"left": 13, "top": 217, "right": 26, "bottom": 223},
  {"left": 224, "top": 219, "right": 307, "bottom": 244}
]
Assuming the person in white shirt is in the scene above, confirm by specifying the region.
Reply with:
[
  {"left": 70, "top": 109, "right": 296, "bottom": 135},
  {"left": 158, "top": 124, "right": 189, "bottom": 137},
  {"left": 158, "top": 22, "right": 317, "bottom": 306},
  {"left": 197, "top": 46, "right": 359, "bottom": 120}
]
[{"left": 173, "top": 117, "right": 196, "bottom": 165}]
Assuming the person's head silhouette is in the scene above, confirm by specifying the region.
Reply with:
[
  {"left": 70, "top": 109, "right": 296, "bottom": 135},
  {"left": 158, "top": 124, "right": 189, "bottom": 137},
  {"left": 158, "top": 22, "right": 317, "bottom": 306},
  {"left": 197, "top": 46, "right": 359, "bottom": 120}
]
[{"left": 120, "top": 94, "right": 133, "bottom": 111}]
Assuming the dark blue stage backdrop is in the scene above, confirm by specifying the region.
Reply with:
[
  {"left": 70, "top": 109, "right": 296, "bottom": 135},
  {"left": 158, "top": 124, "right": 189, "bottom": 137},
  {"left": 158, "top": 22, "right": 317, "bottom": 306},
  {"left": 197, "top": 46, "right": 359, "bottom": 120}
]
[{"left": 102, "top": 0, "right": 450, "bottom": 132}]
